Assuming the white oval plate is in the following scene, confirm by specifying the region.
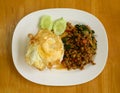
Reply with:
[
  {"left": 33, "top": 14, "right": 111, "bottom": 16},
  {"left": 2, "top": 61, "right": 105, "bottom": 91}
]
[{"left": 12, "top": 8, "right": 108, "bottom": 86}]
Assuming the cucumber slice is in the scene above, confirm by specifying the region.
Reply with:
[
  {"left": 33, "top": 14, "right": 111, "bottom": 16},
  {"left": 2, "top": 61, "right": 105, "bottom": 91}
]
[
  {"left": 53, "top": 18, "right": 66, "bottom": 35},
  {"left": 39, "top": 15, "right": 53, "bottom": 30}
]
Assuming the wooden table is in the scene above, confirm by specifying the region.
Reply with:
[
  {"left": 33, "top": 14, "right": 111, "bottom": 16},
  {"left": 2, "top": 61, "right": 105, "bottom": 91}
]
[{"left": 0, "top": 0, "right": 120, "bottom": 93}]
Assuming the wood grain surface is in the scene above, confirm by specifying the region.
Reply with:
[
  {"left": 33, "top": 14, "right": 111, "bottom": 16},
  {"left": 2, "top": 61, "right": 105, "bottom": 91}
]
[{"left": 0, "top": 0, "right": 120, "bottom": 93}]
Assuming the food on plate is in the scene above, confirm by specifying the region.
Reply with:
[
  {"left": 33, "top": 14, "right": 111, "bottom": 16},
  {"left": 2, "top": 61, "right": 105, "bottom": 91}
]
[
  {"left": 25, "top": 29, "right": 64, "bottom": 70},
  {"left": 25, "top": 15, "right": 97, "bottom": 70},
  {"left": 61, "top": 22, "right": 97, "bottom": 70}
]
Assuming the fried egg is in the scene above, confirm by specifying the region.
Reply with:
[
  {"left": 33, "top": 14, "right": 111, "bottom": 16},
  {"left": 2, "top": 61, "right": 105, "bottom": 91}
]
[{"left": 25, "top": 30, "right": 64, "bottom": 70}]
